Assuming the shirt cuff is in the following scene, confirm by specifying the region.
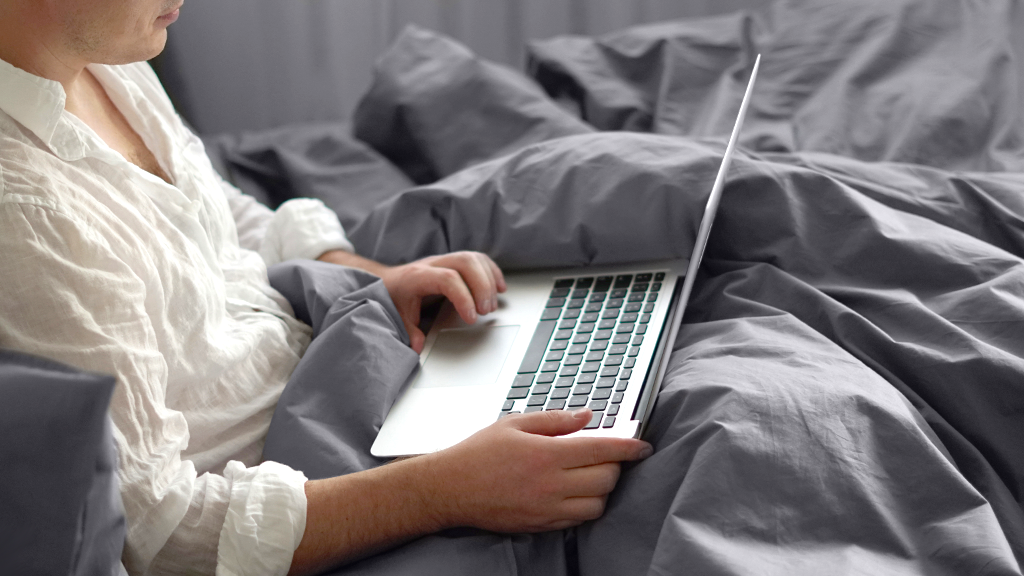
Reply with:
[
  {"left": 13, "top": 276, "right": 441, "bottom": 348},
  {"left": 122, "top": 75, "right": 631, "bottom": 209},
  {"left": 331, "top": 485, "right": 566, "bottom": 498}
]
[
  {"left": 258, "top": 198, "right": 355, "bottom": 267},
  {"left": 215, "top": 460, "right": 308, "bottom": 576}
]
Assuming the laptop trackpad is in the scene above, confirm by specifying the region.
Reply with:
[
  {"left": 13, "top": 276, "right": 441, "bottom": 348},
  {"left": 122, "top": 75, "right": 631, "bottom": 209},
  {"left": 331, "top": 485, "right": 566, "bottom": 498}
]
[{"left": 417, "top": 325, "right": 520, "bottom": 388}]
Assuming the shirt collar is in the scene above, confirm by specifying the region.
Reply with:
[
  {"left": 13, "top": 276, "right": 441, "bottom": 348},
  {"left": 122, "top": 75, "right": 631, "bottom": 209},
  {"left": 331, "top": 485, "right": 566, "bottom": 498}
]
[{"left": 0, "top": 56, "right": 66, "bottom": 146}]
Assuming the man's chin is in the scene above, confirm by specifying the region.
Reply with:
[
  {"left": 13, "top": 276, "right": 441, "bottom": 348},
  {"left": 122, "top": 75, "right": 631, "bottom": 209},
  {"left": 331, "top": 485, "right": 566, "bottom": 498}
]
[{"left": 100, "top": 32, "right": 168, "bottom": 65}]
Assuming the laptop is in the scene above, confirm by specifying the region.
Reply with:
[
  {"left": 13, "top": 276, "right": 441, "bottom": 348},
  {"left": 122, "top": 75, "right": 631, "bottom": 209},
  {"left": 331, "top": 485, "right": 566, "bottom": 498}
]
[{"left": 372, "top": 55, "right": 761, "bottom": 457}]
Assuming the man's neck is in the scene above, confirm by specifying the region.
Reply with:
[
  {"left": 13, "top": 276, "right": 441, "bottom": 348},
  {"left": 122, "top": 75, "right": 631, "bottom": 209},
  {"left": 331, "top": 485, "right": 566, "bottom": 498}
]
[{"left": 0, "top": 1, "right": 94, "bottom": 101}]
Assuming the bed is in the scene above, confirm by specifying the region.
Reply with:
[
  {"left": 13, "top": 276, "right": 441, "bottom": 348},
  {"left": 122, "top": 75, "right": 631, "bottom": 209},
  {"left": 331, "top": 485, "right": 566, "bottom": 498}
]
[{"left": 195, "top": 0, "right": 1024, "bottom": 574}]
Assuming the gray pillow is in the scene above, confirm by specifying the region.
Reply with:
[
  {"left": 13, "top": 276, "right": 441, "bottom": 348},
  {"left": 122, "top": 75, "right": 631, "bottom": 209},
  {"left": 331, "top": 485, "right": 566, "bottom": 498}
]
[{"left": 0, "top": 349, "right": 125, "bottom": 576}]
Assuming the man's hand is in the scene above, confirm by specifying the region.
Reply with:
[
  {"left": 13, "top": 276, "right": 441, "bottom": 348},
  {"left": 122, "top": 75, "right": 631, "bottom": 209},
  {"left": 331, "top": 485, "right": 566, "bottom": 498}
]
[
  {"left": 317, "top": 250, "right": 506, "bottom": 352},
  {"left": 421, "top": 409, "right": 653, "bottom": 532},
  {"left": 290, "top": 409, "right": 652, "bottom": 575}
]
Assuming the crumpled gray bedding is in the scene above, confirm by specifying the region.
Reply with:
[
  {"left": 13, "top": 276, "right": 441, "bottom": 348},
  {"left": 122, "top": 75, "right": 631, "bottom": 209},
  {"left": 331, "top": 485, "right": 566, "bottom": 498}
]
[{"left": 246, "top": 0, "right": 1024, "bottom": 574}]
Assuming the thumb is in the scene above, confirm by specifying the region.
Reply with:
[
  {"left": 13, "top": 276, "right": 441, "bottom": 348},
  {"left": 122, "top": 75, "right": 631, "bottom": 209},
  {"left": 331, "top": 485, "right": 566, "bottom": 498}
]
[{"left": 510, "top": 408, "right": 592, "bottom": 437}]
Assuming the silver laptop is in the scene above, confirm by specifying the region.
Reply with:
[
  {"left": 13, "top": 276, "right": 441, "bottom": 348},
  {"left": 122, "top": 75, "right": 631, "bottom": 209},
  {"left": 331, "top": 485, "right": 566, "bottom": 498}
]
[{"left": 372, "top": 55, "right": 761, "bottom": 457}]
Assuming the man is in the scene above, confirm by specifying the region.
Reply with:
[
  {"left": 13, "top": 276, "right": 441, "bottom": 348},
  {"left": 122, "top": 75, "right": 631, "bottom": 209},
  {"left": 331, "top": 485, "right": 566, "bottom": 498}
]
[{"left": 0, "top": 0, "right": 652, "bottom": 574}]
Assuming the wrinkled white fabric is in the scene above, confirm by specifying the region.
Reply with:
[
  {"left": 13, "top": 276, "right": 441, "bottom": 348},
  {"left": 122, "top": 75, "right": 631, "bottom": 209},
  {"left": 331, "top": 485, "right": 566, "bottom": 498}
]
[{"left": 0, "top": 57, "right": 353, "bottom": 574}]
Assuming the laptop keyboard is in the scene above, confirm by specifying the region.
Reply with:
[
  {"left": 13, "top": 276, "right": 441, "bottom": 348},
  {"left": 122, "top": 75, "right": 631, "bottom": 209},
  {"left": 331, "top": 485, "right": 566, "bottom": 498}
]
[{"left": 500, "top": 271, "right": 665, "bottom": 429}]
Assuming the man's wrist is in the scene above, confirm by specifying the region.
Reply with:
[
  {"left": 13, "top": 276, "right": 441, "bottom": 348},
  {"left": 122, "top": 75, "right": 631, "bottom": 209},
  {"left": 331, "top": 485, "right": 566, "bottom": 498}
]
[{"left": 316, "top": 249, "right": 390, "bottom": 277}]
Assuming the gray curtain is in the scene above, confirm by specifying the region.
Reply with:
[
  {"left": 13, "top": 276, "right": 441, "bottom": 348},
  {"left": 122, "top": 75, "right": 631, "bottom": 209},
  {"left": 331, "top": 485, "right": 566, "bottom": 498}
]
[{"left": 160, "top": 0, "right": 761, "bottom": 134}]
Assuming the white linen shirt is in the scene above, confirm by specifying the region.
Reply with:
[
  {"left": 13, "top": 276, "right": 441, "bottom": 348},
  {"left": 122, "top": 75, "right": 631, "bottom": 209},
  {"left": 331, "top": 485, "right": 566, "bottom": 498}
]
[{"left": 0, "top": 57, "right": 354, "bottom": 575}]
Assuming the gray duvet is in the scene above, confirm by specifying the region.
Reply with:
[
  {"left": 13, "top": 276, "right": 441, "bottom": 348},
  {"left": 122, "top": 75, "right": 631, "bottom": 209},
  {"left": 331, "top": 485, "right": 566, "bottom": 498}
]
[{"left": 249, "top": 0, "right": 1024, "bottom": 574}]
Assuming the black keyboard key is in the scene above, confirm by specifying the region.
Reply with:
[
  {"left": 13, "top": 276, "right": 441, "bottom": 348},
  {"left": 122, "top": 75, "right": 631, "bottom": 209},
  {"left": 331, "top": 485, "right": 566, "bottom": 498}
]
[
  {"left": 507, "top": 388, "right": 529, "bottom": 400},
  {"left": 558, "top": 319, "right": 577, "bottom": 330},
  {"left": 594, "top": 276, "right": 614, "bottom": 292},
  {"left": 628, "top": 293, "right": 646, "bottom": 302},
  {"left": 550, "top": 287, "right": 571, "bottom": 298},
  {"left": 590, "top": 340, "right": 609, "bottom": 351},
  {"left": 551, "top": 388, "right": 570, "bottom": 400},
  {"left": 563, "top": 354, "right": 583, "bottom": 366},
  {"left": 545, "top": 351, "right": 564, "bottom": 362},
  {"left": 631, "top": 283, "right": 649, "bottom": 292},
  {"left": 614, "top": 275, "right": 633, "bottom": 288},
  {"left": 555, "top": 279, "right": 575, "bottom": 288},
  {"left": 620, "top": 313, "right": 638, "bottom": 323},
  {"left": 537, "top": 373, "right": 556, "bottom": 384},
  {"left": 602, "top": 416, "right": 616, "bottom": 428},
  {"left": 581, "top": 312, "right": 599, "bottom": 322},
  {"left": 546, "top": 399, "right": 566, "bottom": 410},
  {"left": 589, "top": 400, "right": 608, "bottom": 411},
  {"left": 584, "top": 412, "right": 602, "bottom": 429},
  {"left": 635, "top": 324, "right": 648, "bottom": 335},
  {"left": 525, "top": 406, "right": 544, "bottom": 413},
  {"left": 571, "top": 289, "right": 590, "bottom": 299},
  {"left": 589, "top": 292, "right": 607, "bottom": 303},
  {"left": 592, "top": 388, "right": 612, "bottom": 400},
  {"left": 625, "top": 358, "right": 636, "bottom": 369},
  {"left": 554, "top": 329, "right": 573, "bottom": 340},
  {"left": 606, "top": 298, "right": 624, "bottom": 309},
  {"left": 502, "top": 400, "right": 515, "bottom": 411},
  {"left": 555, "top": 377, "right": 575, "bottom": 388},
  {"left": 575, "top": 277, "right": 594, "bottom": 289},
  {"left": 527, "top": 394, "right": 547, "bottom": 407},
  {"left": 628, "top": 346, "right": 641, "bottom": 357},
  {"left": 647, "top": 293, "right": 658, "bottom": 302},
  {"left": 560, "top": 365, "right": 580, "bottom": 377},
  {"left": 563, "top": 308, "right": 581, "bottom": 319},
  {"left": 651, "top": 283, "right": 662, "bottom": 292},
  {"left": 608, "top": 404, "right": 620, "bottom": 416},
  {"left": 654, "top": 272, "right": 665, "bottom": 281},
  {"left": 532, "top": 384, "right": 552, "bottom": 395},
  {"left": 592, "top": 330, "right": 612, "bottom": 341},
  {"left": 550, "top": 340, "right": 568, "bottom": 352},
  {"left": 634, "top": 273, "right": 653, "bottom": 283},
  {"left": 612, "top": 392, "right": 624, "bottom": 404},
  {"left": 573, "top": 384, "right": 594, "bottom": 396},
  {"left": 612, "top": 334, "right": 631, "bottom": 344},
  {"left": 585, "top": 302, "right": 603, "bottom": 313},
  {"left": 615, "top": 323, "right": 635, "bottom": 334},
  {"left": 568, "top": 343, "right": 588, "bottom": 354},
  {"left": 615, "top": 380, "right": 629, "bottom": 392},
  {"left": 569, "top": 395, "right": 590, "bottom": 408},
  {"left": 512, "top": 374, "right": 534, "bottom": 388},
  {"left": 600, "top": 366, "right": 619, "bottom": 378},
  {"left": 609, "top": 344, "right": 628, "bottom": 355},
  {"left": 640, "top": 314, "right": 651, "bottom": 324},
  {"left": 596, "top": 377, "right": 616, "bottom": 388},
  {"left": 541, "top": 308, "right": 561, "bottom": 321},
  {"left": 619, "top": 369, "right": 632, "bottom": 380},
  {"left": 585, "top": 351, "right": 605, "bottom": 363},
  {"left": 576, "top": 322, "right": 596, "bottom": 334},
  {"left": 567, "top": 298, "right": 586, "bottom": 309},
  {"left": 581, "top": 362, "right": 601, "bottom": 373},
  {"left": 610, "top": 289, "right": 628, "bottom": 298},
  {"left": 644, "top": 303, "right": 655, "bottom": 313},
  {"left": 601, "top": 309, "right": 619, "bottom": 320},
  {"left": 598, "top": 319, "right": 616, "bottom": 330},
  {"left": 604, "top": 355, "right": 623, "bottom": 367},
  {"left": 541, "top": 361, "right": 560, "bottom": 372},
  {"left": 572, "top": 333, "right": 592, "bottom": 344},
  {"left": 518, "top": 320, "right": 556, "bottom": 373},
  {"left": 546, "top": 297, "right": 566, "bottom": 308},
  {"left": 632, "top": 336, "right": 644, "bottom": 346},
  {"left": 578, "top": 373, "right": 597, "bottom": 384},
  {"left": 624, "top": 303, "right": 642, "bottom": 313}
]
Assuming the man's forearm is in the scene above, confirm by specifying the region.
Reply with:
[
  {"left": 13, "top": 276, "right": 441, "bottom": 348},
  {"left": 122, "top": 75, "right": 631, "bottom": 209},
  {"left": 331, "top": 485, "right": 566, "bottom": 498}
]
[
  {"left": 316, "top": 249, "right": 389, "bottom": 277},
  {"left": 288, "top": 454, "right": 449, "bottom": 576}
]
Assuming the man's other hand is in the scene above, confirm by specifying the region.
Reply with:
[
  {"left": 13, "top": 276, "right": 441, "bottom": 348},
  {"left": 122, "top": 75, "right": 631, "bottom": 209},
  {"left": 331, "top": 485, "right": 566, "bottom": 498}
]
[
  {"left": 420, "top": 408, "right": 653, "bottom": 533},
  {"left": 317, "top": 250, "right": 506, "bottom": 353}
]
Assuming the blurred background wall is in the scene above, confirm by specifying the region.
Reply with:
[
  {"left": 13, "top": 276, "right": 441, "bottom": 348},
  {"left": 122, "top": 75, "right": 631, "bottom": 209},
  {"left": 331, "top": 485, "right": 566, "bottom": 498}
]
[{"left": 157, "top": 0, "right": 761, "bottom": 134}]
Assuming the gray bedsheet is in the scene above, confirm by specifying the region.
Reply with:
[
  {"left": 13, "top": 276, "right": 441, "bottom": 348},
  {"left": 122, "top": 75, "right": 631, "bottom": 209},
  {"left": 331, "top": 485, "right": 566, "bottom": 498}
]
[{"left": 253, "top": 0, "right": 1024, "bottom": 573}]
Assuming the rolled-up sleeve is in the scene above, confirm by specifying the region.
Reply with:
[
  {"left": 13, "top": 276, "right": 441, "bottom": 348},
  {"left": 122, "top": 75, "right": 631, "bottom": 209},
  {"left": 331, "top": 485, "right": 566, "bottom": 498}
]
[{"left": 219, "top": 178, "right": 354, "bottom": 265}]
